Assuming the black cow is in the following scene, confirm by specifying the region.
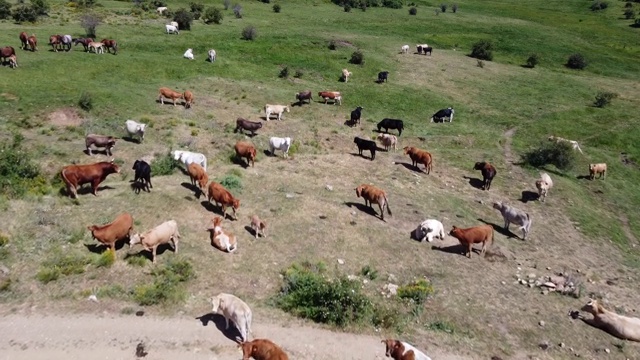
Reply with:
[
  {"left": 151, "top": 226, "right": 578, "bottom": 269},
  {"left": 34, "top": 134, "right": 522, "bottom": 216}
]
[
  {"left": 234, "top": 118, "right": 263, "bottom": 136},
  {"left": 422, "top": 46, "right": 433, "bottom": 55},
  {"left": 132, "top": 160, "right": 152, "bottom": 193},
  {"left": 377, "top": 118, "right": 404, "bottom": 136},
  {"left": 431, "top": 107, "right": 455, "bottom": 123},
  {"left": 473, "top": 161, "right": 497, "bottom": 191},
  {"left": 353, "top": 137, "right": 376, "bottom": 161},
  {"left": 377, "top": 71, "right": 389, "bottom": 83},
  {"left": 295, "top": 90, "right": 313, "bottom": 105},
  {"left": 350, "top": 106, "right": 363, "bottom": 127}
]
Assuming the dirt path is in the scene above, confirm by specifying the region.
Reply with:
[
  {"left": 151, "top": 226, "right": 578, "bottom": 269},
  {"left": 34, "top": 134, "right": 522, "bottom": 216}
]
[
  {"left": 0, "top": 313, "right": 473, "bottom": 360},
  {"left": 502, "top": 127, "right": 519, "bottom": 171}
]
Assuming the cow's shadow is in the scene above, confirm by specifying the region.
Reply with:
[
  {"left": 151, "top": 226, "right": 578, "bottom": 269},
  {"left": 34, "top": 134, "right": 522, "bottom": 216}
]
[
  {"left": 155, "top": 99, "right": 184, "bottom": 107},
  {"left": 200, "top": 201, "right": 236, "bottom": 221},
  {"left": 431, "top": 243, "right": 482, "bottom": 257},
  {"left": 395, "top": 161, "right": 423, "bottom": 173},
  {"left": 344, "top": 201, "right": 383, "bottom": 220},
  {"left": 122, "top": 136, "right": 142, "bottom": 144},
  {"left": 181, "top": 182, "right": 202, "bottom": 198},
  {"left": 84, "top": 238, "right": 129, "bottom": 254},
  {"left": 231, "top": 156, "right": 250, "bottom": 168},
  {"left": 60, "top": 185, "right": 115, "bottom": 197},
  {"left": 195, "top": 313, "right": 243, "bottom": 343},
  {"left": 520, "top": 190, "right": 539, "bottom": 203},
  {"left": 130, "top": 180, "right": 150, "bottom": 194},
  {"left": 477, "top": 218, "right": 516, "bottom": 238},
  {"left": 576, "top": 175, "right": 591, "bottom": 180},
  {"left": 128, "top": 243, "right": 176, "bottom": 262},
  {"left": 244, "top": 225, "right": 258, "bottom": 237},
  {"left": 83, "top": 149, "right": 111, "bottom": 156},
  {"left": 349, "top": 152, "right": 375, "bottom": 161},
  {"left": 463, "top": 176, "right": 485, "bottom": 190}
]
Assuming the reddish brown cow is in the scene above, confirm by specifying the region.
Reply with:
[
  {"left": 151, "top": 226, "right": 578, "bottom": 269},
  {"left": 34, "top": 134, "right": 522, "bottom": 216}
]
[
  {"left": 19, "top": 32, "right": 28, "bottom": 50},
  {"left": 0, "top": 46, "right": 16, "bottom": 63},
  {"left": 473, "top": 161, "right": 497, "bottom": 191},
  {"left": 183, "top": 90, "right": 193, "bottom": 109},
  {"left": 239, "top": 339, "right": 289, "bottom": 360},
  {"left": 187, "top": 162, "right": 208, "bottom": 197},
  {"left": 60, "top": 160, "right": 121, "bottom": 198},
  {"left": 403, "top": 146, "right": 432, "bottom": 174},
  {"left": 355, "top": 184, "right": 392, "bottom": 221},
  {"left": 448, "top": 225, "right": 494, "bottom": 258},
  {"left": 87, "top": 212, "right": 134, "bottom": 252},
  {"left": 234, "top": 141, "right": 257, "bottom": 168},
  {"left": 27, "top": 35, "right": 38, "bottom": 51},
  {"left": 158, "top": 87, "right": 184, "bottom": 107},
  {"left": 100, "top": 38, "right": 118, "bottom": 54},
  {"left": 318, "top": 91, "right": 342, "bottom": 105},
  {"left": 207, "top": 181, "right": 240, "bottom": 220}
]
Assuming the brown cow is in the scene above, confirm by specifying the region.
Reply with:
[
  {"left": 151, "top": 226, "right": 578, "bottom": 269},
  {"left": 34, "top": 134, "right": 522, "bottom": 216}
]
[
  {"left": 448, "top": 225, "right": 494, "bottom": 258},
  {"left": 381, "top": 339, "right": 431, "bottom": 360},
  {"left": 49, "top": 35, "right": 62, "bottom": 52},
  {"left": 355, "top": 184, "right": 392, "bottom": 221},
  {"left": 158, "top": 87, "right": 184, "bottom": 107},
  {"left": 19, "top": 32, "right": 28, "bottom": 50},
  {"left": 183, "top": 90, "right": 193, "bottom": 109},
  {"left": 249, "top": 215, "right": 267, "bottom": 239},
  {"left": 207, "top": 181, "right": 240, "bottom": 220},
  {"left": 403, "top": 146, "right": 432, "bottom": 174},
  {"left": 234, "top": 141, "right": 257, "bottom": 168},
  {"left": 27, "top": 34, "right": 38, "bottom": 52},
  {"left": 60, "top": 160, "right": 121, "bottom": 198},
  {"left": 239, "top": 339, "right": 289, "bottom": 360},
  {"left": 85, "top": 134, "right": 118, "bottom": 156},
  {"left": 87, "top": 212, "right": 134, "bottom": 253},
  {"left": 317, "top": 91, "right": 342, "bottom": 105},
  {"left": 473, "top": 161, "right": 497, "bottom": 191},
  {"left": 187, "top": 162, "right": 208, "bottom": 197}
]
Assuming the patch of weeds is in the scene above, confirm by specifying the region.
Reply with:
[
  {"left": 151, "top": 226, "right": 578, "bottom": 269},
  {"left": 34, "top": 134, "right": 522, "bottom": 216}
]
[
  {"left": 126, "top": 254, "right": 147, "bottom": 267},
  {"left": 567, "top": 53, "right": 587, "bottom": 70},
  {"left": 0, "top": 277, "right": 11, "bottom": 292},
  {"left": 360, "top": 265, "right": 378, "bottom": 280},
  {"left": 427, "top": 320, "right": 456, "bottom": 334},
  {"left": 133, "top": 258, "right": 195, "bottom": 306},
  {"left": 372, "top": 304, "right": 404, "bottom": 331},
  {"left": 279, "top": 66, "right": 289, "bottom": 78},
  {"left": 66, "top": 228, "right": 85, "bottom": 244},
  {"left": 526, "top": 53, "right": 539, "bottom": 68},
  {"left": 0, "top": 134, "right": 51, "bottom": 199},
  {"left": 522, "top": 141, "right": 576, "bottom": 170},
  {"left": 241, "top": 25, "right": 257, "bottom": 40},
  {"left": 151, "top": 152, "right": 178, "bottom": 176},
  {"left": 191, "top": 129, "right": 199, "bottom": 136},
  {"left": 219, "top": 174, "right": 243, "bottom": 192},
  {"left": 121, "top": 307, "right": 135, "bottom": 315},
  {"left": 470, "top": 40, "right": 493, "bottom": 61},
  {"left": 288, "top": 140, "right": 301, "bottom": 156},
  {"left": 594, "top": 91, "right": 617, "bottom": 108},
  {"left": 0, "top": 234, "right": 8, "bottom": 247},
  {"left": 78, "top": 91, "right": 93, "bottom": 111},
  {"left": 227, "top": 168, "right": 243, "bottom": 178},
  {"left": 294, "top": 69, "right": 304, "bottom": 78},
  {"left": 96, "top": 284, "right": 128, "bottom": 299},
  {"left": 37, "top": 250, "right": 92, "bottom": 284},
  {"left": 397, "top": 278, "right": 434, "bottom": 305},
  {"left": 349, "top": 50, "right": 364, "bottom": 65},
  {"left": 93, "top": 249, "right": 116, "bottom": 268}
]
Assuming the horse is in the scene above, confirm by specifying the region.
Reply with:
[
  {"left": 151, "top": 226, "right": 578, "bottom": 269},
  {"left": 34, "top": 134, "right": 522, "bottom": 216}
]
[
  {"left": 73, "top": 37, "right": 93, "bottom": 52},
  {"left": 27, "top": 34, "right": 38, "bottom": 51},
  {"left": 101, "top": 39, "right": 118, "bottom": 55},
  {"left": 88, "top": 41, "right": 104, "bottom": 54},
  {"left": 19, "top": 32, "right": 28, "bottom": 50},
  {"left": 0, "top": 46, "right": 16, "bottom": 63},
  {"left": 61, "top": 35, "right": 73, "bottom": 51},
  {"left": 49, "top": 34, "right": 62, "bottom": 52}
]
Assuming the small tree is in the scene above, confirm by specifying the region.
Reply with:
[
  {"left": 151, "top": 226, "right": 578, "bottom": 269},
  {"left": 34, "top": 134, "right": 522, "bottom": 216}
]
[
  {"left": 624, "top": 2, "right": 633, "bottom": 8},
  {"left": 590, "top": 0, "right": 608, "bottom": 11},
  {"left": 223, "top": 0, "right": 230, "bottom": 10},
  {"left": 594, "top": 91, "right": 617, "bottom": 108},
  {"left": 440, "top": 3, "right": 447, "bottom": 12},
  {"left": 273, "top": 3, "right": 280, "bottom": 12},
  {"left": 470, "top": 40, "right": 493, "bottom": 61},
  {"left": 189, "top": 2, "right": 203, "bottom": 19},
  {"left": 344, "top": 3, "right": 351, "bottom": 12},
  {"left": 566, "top": 53, "right": 587, "bottom": 70},
  {"left": 624, "top": 9, "right": 635, "bottom": 19},
  {"left": 173, "top": 8, "right": 194, "bottom": 30},
  {"left": 233, "top": 3, "right": 242, "bottom": 18},
  {"left": 80, "top": 12, "right": 101, "bottom": 37},
  {"left": 522, "top": 141, "right": 576, "bottom": 170},
  {"left": 349, "top": 50, "right": 364, "bottom": 65},
  {"left": 526, "top": 53, "right": 539, "bottom": 68},
  {"left": 409, "top": 6, "right": 417, "bottom": 15},
  {"left": 241, "top": 25, "right": 257, "bottom": 40},
  {"left": 31, "top": 0, "right": 50, "bottom": 15},
  {"left": 279, "top": 66, "right": 289, "bottom": 78},
  {"left": 452, "top": 3, "right": 458, "bottom": 12},
  {"left": 204, "top": 7, "right": 223, "bottom": 24},
  {"left": 0, "top": 0, "right": 12, "bottom": 19},
  {"left": 12, "top": 5, "right": 38, "bottom": 23},
  {"left": 78, "top": 92, "right": 93, "bottom": 111}
]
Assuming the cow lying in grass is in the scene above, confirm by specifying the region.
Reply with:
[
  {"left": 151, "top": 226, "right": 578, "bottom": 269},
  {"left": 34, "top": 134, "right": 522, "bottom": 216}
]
[
  {"left": 207, "top": 216, "right": 237, "bottom": 253},
  {"left": 577, "top": 299, "right": 640, "bottom": 342}
]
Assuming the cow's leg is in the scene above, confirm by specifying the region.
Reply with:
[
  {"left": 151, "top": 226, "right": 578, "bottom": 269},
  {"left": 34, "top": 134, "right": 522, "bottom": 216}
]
[
  {"left": 466, "top": 243, "right": 472, "bottom": 258},
  {"left": 224, "top": 316, "right": 230, "bottom": 329},
  {"left": 232, "top": 207, "right": 237, "bottom": 220},
  {"left": 91, "top": 180, "right": 101, "bottom": 196},
  {"left": 481, "top": 241, "right": 487, "bottom": 256},
  {"left": 378, "top": 203, "right": 384, "bottom": 220}
]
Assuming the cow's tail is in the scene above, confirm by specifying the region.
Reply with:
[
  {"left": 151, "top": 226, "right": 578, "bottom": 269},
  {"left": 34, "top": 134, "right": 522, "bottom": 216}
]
[
  {"left": 525, "top": 213, "right": 532, "bottom": 234},
  {"left": 383, "top": 193, "right": 392, "bottom": 216},
  {"left": 245, "top": 310, "right": 253, "bottom": 339},
  {"left": 60, "top": 167, "right": 70, "bottom": 187},
  {"left": 489, "top": 226, "right": 495, "bottom": 246}
]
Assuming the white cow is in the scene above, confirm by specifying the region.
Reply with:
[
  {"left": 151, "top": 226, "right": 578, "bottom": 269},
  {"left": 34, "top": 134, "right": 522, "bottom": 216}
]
[
  {"left": 264, "top": 104, "right": 290, "bottom": 121},
  {"left": 493, "top": 201, "right": 532, "bottom": 240},
  {"left": 414, "top": 219, "right": 445, "bottom": 243},
  {"left": 172, "top": 150, "right": 207, "bottom": 171},
  {"left": 548, "top": 135, "right": 583, "bottom": 154},
  {"left": 535, "top": 172, "right": 553, "bottom": 202},
  {"left": 210, "top": 293, "right": 253, "bottom": 343},
  {"left": 342, "top": 68, "right": 352, "bottom": 82},
  {"left": 208, "top": 49, "right": 216, "bottom": 62},
  {"left": 129, "top": 220, "right": 181, "bottom": 264},
  {"left": 165, "top": 24, "right": 179, "bottom": 34},
  {"left": 156, "top": 6, "right": 167, "bottom": 15},
  {"left": 170, "top": 21, "right": 179, "bottom": 29},
  {"left": 401, "top": 44, "right": 409, "bottom": 54},
  {"left": 183, "top": 48, "right": 194, "bottom": 60},
  {"left": 269, "top": 137, "right": 292, "bottom": 158},
  {"left": 124, "top": 120, "right": 146, "bottom": 142}
]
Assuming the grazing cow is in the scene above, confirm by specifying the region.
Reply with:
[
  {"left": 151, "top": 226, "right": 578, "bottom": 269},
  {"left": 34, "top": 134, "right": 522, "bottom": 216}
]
[
  {"left": 589, "top": 163, "right": 607, "bottom": 180},
  {"left": 377, "top": 118, "right": 404, "bottom": 136},
  {"left": 170, "top": 21, "right": 179, "bottom": 29},
  {"left": 493, "top": 201, "right": 532, "bottom": 240},
  {"left": 130, "top": 220, "right": 181, "bottom": 264},
  {"left": 350, "top": 106, "right": 363, "bottom": 126},
  {"left": 27, "top": 35, "right": 37, "bottom": 51},
  {"left": 187, "top": 162, "right": 208, "bottom": 197},
  {"left": 401, "top": 44, "right": 410, "bottom": 54},
  {"left": 355, "top": 184, "right": 392, "bottom": 221},
  {"left": 88, "top": 41, "right": 104, "bottom": 54},
  {"left": 60, "top": 160, "right": 121, "bottom": 198},
  {"left": 207, "top": 181, "right": 240, "bottom": 220},
  {"left": 183, "top": 48, "right": 194, "bottom": 60},
  {"left": 249, "top": 215, "right": 267, "bottom": 239},
  {"left": 8, "top": 54, "right": 17, "bottom": 69},
  {"left": 353, "top": 137, "right": 377, "bottom": 161},
  {"left": 158, "top": 87, "right": 184, "bottom": 107},
  {"left": 183, "top": 90, "right": 193, "bottom": 109},
  {"left": 473, "top": 161, "right": 497, "bottom": 191},
  {"left": 431, "top": 107, "right": 454, "bottom": 123},
  {"left": 416, "top": 44, "right": 429, "bottom": 54},
  {"left": 235, "top": 118, "right": 263, "bottom": 136},
  {"left": 101, "top": 39, "right": 118, "bottom": 54},
  {"left": 295, "top": 90, "right": 313, "bottom": 105},
  {"left": 234, "top": 141, "right": 257, "bottom": 167},
  {"left": 73, "top": 37, "right": 92, "bottom": 52},
  {"left": 165, "top": 24, "right": 179, "bottom": 34},
  {"left": 448, "top": 225, "right": 494, "bottom": 258},
  {"left": 208, "top": 49, "right": 216, "bottom": 62},
  {"left": 156, "top": 6, "right": 167, "bottom": 14},
  {"left": 87, "top": 212, "right": 134, "bottom": 253},
  {"left": 414, "top": 219, "right": 445, "bottom": 243},
  {"left": 548, "top": 135, "right": 583, "bottom": 154},
  {"left": 85, "top": 134, "right": 118, "bottom": 156},
  {"left": 403, "top": 146, "right": 432, "bottom": 174},
  {"left": 124, "top": 119, "right": 146, "bottom": 142},
  {"left": 377, "top": 71, "right": 389, "bottom": 83},
  {"left": 342, "top": 68, "right": 352, "bottom": 82},
  {"left": 132, "top": 160, "right": 152, "bottom": 193},
  {"left": 421, "top": 46, "right": 433, "bottom": 55},
  {"left": 210, "top": 293, "right": 253, "bottom": 343},
  {"left": 207, "top": 216, "right": 237, "bottom": 253},
  {"left": 0, "top": 46, "right": 16, "bottom": 63},
  {"left": 239, "top": 339, "right": 289, "bottom": 360},
  {"left": 381, "top": 339, "right": 432, "bottom": 360},
  {"left": 377, "top": 133, "right": 397, "bottom": 151},
  {"left": 172, "top": 150, "right": 207, "bottom": 171},
  {"left": 318, "top": 91, "right": 342, "bottom": 105},
  {"left": 269, "top": 137, "right": 292, "bottom": 158},
  {"left": 264, "top": 104, "right": 290, "bottom": 121},
  {"left": 19, "top": 32, "right": 28, "bottom": 50},
  {"left": 535, "top": 172, "right": 553, "bottom": 202},
  {"left": 578, "top": 299, "right": 640, "bottom": 342}
]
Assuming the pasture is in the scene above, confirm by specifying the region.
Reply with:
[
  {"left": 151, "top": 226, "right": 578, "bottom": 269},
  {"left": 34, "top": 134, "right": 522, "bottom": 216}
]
[{"left": 1, "top": 0, "right": 640, "bottom": 359}]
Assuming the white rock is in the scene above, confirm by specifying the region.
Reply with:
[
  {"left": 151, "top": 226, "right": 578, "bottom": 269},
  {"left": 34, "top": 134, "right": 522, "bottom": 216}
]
[
  {"left": 337, "top": 259, "right": 345, "bottom": 265},
  {"left": 88, "top": 295, "right": 98, "bottom": 303},
  {"left": 285, "top": 193, "right": 294, "bottom": 198},
  {"left": 543, "top": 282, "right": 557, "bottom": 288},
  {"left": 539, "top": 320, "right": 545, "bottom": 327},
  {"left": 501, "top": 281, "right": 506, "bottom": 285},
  {"left": 528, "top": 273, "right": 536, "bottom": 279},
  {"left": 325, "top": 185, "right": 333, "bottom": 191}
]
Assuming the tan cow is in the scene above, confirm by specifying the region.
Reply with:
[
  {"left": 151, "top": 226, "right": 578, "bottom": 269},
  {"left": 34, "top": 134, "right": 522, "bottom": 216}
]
[
  {"left": 158, "top": 87, "right": 184, "bottom": 107},
  {"left": 129, "top": 220, "right": 181, "bottom": 263},
  {"left": 211, "top": 293, "right": 253, "bottom": 343},
  {"left": 579, "top": 299, "right": 640, "bottom": 342},
  {"left": 249, "top": 215, "right": 267, "bottom": 239},
  {"left": 355, "top": 184, "right": 392, "bottom": 221},
  {"left": 535, "top": 172, "right": 553, "bottom": 202},
  {"left": 589, "top": 163, "right": 607, "bottom": 180}
]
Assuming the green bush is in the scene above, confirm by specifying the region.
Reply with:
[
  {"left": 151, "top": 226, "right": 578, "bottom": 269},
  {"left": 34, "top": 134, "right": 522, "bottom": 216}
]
[
  {"left": 328, "top": 40, "right": 337, "bottom": 50},
  {"left": 204, "top": 6, "right": 223, "bottom": 24},
  {"left": 31, "top": 0, "right": 50, "bottom": 15},
  {"left": 294, "top": 69, "right": 304, "bottom": 78},
  {"left": 223, "top": 0, "right": 230, "bottom": 10},
  {"left": 594, "top": 91, "right": 618, "bottom": 108},
  {"left": 242, "top": 25, "right": 257, "bottom": 40},
  {"left": 0, "top": 0, "right": 12, "bottom": 19},
  {"left": 219, "top": 174, "right": 242, "bottom": 192},
  {"left": 126, "top": 254, "right": 147, "bottom": 267},
  {"left": 350, "top": 50, "right": 364, "bottom": 65},
  {"left": 233, "top": 3, "right": 242, "bottom": 18},
  {"left": 173, "top": 8, "right": 193, "bottom": 30},
  {"left": 189, "top": 2, "right": 203, "bottom": 19},
  {"left": 344, "top": 4, "right": 351, "bottom": 12},
  {"left": 590, "top": 0, "right": 608, "bottom": 11},
  {"left": 0, "top": 134, "right": 51, "bottom": 199},
  {"left": 470, "top": 40, "right": 493, "bottom": 61},
  {"left": 37, "top": 250, "right": 92, "bottom": 283},
  {"left": 440, "top": 3, "right": 447, "bottom": 12},
  {"left": 409, "top": 6, "right": 417, "bottom": 15},
  {"left": 397, "top": 279, "right": 434, "bottom": 304},
  {"left": 151, "top": 0, "right": 166, "bottom": 7},
  {"left": 150, "top": 152, "right": 178, "bottom": 176},
  {"left": 526, "top": 53, "right": 539, "bottom": 68},
  {"left": 133, "top": 258, "right": 194, "bottom": 305},
  {"left": 522, "top": 141, "right": 576, "bottom": 170},
  {"left": 12, "top": 5, "right": 38, "bottom": 23},
  {"left": 359, "top": 265, "right": 378, "bottom": 280},
  {"left": 452, "top": 3, "right": 458, "bottom": 12},
  {"left": 78, "top": 91, "right": 93, "bottom": 111},
  {"left": 624, "top": 9, "right": 635, "bottom": 19},
  {"left": 261, "top": 0, "right": 270, "bottom": 3},
  {"left": 382, "top": 0, "right": 402, "bottom": 8},
  {"left": 279, "top": 66, "right": 289, "bottom": 78},
  {"left": 0, "top": 234, "right": 8, "bottom": 247},
  {"left": 273, "top": 3, "right": 280, "bottom": 12},
  {"left": 624, "top": 1, "right": 633, "bottom": 8},
  {"left": 93, "top": 249, "right": 116, "bottom": 268},
  {"left": 567, "top": 53, "right": 587, "bottom": 70}
]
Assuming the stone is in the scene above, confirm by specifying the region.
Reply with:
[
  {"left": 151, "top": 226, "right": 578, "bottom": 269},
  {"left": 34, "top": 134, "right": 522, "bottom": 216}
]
[
  {"left": 539, "top": 341, "right": 551, "bottom": 350},
  {"left": 541, "top": 290, "right": 549, "bottom": 295},
  {"left": 88, "top": 295, "right": 98, "bottom": 303},
  {"left": 538, "top": 320, "right": 545, "bottom": 327},
  {"left": 528, "top": 273, "right": 536, "bottom": 279},
  {"left": 386, "top": 283, "right": 398, "bottom": 295},
  {"left": 337, "top": 259, "right": 345, "bottom": 265},
  {"left": 285, "top": 193, "right": 295, "bottom": 199},
  {"left": 543, "top": 282, "right": 556, "bottom": 288},
  {"left": 501, "top": 281, "right": 506, "bottom": 285},
  {"left": 325, "top": 185, "right": 333, "bottom": 191}
]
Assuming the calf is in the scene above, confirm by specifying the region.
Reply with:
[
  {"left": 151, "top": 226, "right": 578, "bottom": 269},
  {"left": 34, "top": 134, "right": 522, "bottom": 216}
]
[
  {"left": 130, "top": 220, "right": 181, "bottom": 264},
  {"left": 208, "top": 49, "right": 216, "bottom": 62},
  {"left": 158, "top": 87, "right": 184, "bottom": 107},
  {"left": 473, "top": 161, "right": 496, "bottom": 191},
  {"left": 354, "top": 137, "right": 377, "bottom": 161},
  {"left": 183, "top": 48, "right": 194, "bottom": 60},
  {"left": 416, "top": 44, "right": 429, "bottom": 54},
  {"left": 172, "top": 150, "right": 207, "bottom": 171},
  {"left": 183, "top": 90, "right": 193, "bottom": 109},
  {"left": 207, "top": 181, "right": 240, "bottom": 220},
  {"left": 414, "top": 219, "right": 445, "bottom": 243},
  {"left": 234, "top": 118, "right": 263, "bottom": 136},
  {"left": 234, "top": 141, "right": 257, "bottom": 168},
  {"left": 264, "top": 104, "right": 290, "bottom": 121},
  {"left": 493, "top": 201, "right": 532, "bottom": 240},
  {"left": 60, "top": 160, "right": 121, "bottom": 198},
  {"left": 589, "top": 163, "right": 607, "bottom": 180},
  {"left": 318, "top": 91, "right": 342, "bottom": 105},
  {"left": 125, "top": 120, "right": 146, "bottom": 142},
  {"left": 403, "top": 146, "right": 432, "bottom": 174},
  {"left": 165, "top": 24, "right": 179, "bottom": 34},
  {"left": 187, "top": 162, "right": 208, "bottom": 197},
  {"left": 377, "top": 118, "right": 404, "bottom": 136},
  {"left": 377, "top": 71, "right": 389, "bottom": 83},
  {"left": 355, "top": 184, "right": 392, "bottom": 221},
  {"left": 448, "top": 225, "right": 494, "bottom": 258},
  {"left": 269, "top": 137, "right": 292, "bottom": 158},
  {"left": 87, "top": 212, "right": 134, "bottom": 253},
  {"left": 401, "top": 44, "right": 410, "bottom": 54},
  {"left": 342, "top": 68, "right": 352, "bottom": 82},
  {"left": 8, "top": 54, "right": 17, "bottom": 69},
  {"left": 295, "top": 90, "right": 313, "bottom": 105},
  {"left": 430, "top": 107, "right": 454, "bottom": 123},
  {"left": 350, "top": 106, "right": 363, "bottom": 126},
  {"left": 210, "top": 293, "right": 253, "bottom": 343},
  {"left": 548, "top": 135, "right": 584, "bottom": 154},
  {"left": 381, "top": 339, "right": 432, "bottom": 360},
  {"left": 85, "top": 134, "right": 117, "bottom": 156},
  {"left": 249, "top": 215, "right": 267, "bottom": 239},
  {"left": 132, "top": 160, "right": 152, "bottom": 193},
  {"left": 535, "top": 172, "right": 553, "bottom": 202},
  {"left": 377, "top": 133, "right": 397, "bottom": 151},
  {"left": 206, "top": 216, "right": 237, "bottom": 253},
  {"left": 239, "top": 339, "right": 289, "bottom": 360}
]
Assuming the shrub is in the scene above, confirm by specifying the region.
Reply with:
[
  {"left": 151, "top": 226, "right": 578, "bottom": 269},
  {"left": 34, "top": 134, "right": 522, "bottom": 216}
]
[
  {"left": 452, "top": 3, "right": 458, "bottom": 12},
  {"left": 204, "top": 6, "right": 223, "bottom": 24},
  {"left": 594, "top": 91, "right": 618, "bottom": 108},
  {"left": 233, "top": 3, "right": 242, "bottom": 18},
  {"left": 344, "top": 3, "right": 351, "bottom": 12},
  {"left": 566, "top": 53, "right": 587, "bottom": 69},
  {"left": 133, "top": 258, "right": 194, "bottom": 305},
  {"left": 409, "top": 6, "right": 417, "bottom": 15},
  {"left": 273, "top": 3, "right": 280, "bottom": 12},
  {"left": 359, "top": 265, "right": 378, "bottom": 280},
  {"left": 349, "top": 50, "right": 364, "bottom": 65},
  {"left": 12, "top": 5, "right": 38, "bottom": 23},
  {"left": 261, "top": 0, "right": 270, "bottom": 2},
  {"left": 382, "top": 0, "right": 402, "bottom": 8},
  {"left": 94, "top": 249, "right": 116, "bottom": 268},
  {"left": 31, "top": 0, "right": 50, "bottom": 15},
  {"left": 360, "top": 2, "right": 366, "bottom": 11},
  {"left": 150, "top": 152, "right": 178, "bottom": 176},
  {"left": 590, "top": 1, "right": 608, "bottom": 11},
  {"left": 294, "top": 69, "right": 304, "bottom": 78},
  {"left": 440, "top": 3, "right": 447, "bottom": 12},
  {"left": 0, "top": 234, "right": 8, "bottom": 247},
  {"left": 274, "top": 262, "right": 374, "bottom": 327},
  {"left": 241, "top": 25, "right": 257, "bottom": 40},
  {"left": 37, "top": 250, "right": 92, "bottom": 283},
  {"left": 522, "top": 141, "right": 576, "bottom": 170},
  {"left": 126, "top": 254, "right": 147, "bottom": 267},
  {"left": 328, "top": 40, "right": 337, "bottom": 50},
  {"left": 189, "top": 2, "right": 203, "bottom": 19},
  {"left": 477, "top": 59, "right": 484, "bottom": 68},
  {"left": 635, "top": 18, "right": 640, "bottom": 27},
  {"left": 219, "top": 174, "right": 242, "bottom": 192},
  {"left": 78, "top": 91, "right": 93, "bottom": 111},
  {"left": 279, "top": 66, "right": 289, "bottom": 78},
  {"left": 223, "top": 0, "right": 230, "bottom": 10},
  {"left": 0, "top": 0, "right": 12, "bottom": 19},
  {"left": 0, "top": 134, "right": 50, "bottom": 199},
  {"left": 470, "top": 40, "right": 493, "bottom": 61},
  {"left": 526, "top": 53, "right": 539, "bottom": 68},
  {"left": 625, "top": 1, "right": 633, "bottom": 8},
  {"left": 624, "top": 9, "right": 635, "bottom": 19},
  {"left": 173, "top": 8, "right": 193, "bottom": 30},
  {"left": 151, "top": 0, "right": 166, "bottom": 7},
  {"left": 397, "top": 279, "right": 434, "bottom": 305},
  {"left": 80, "top": 12, "right": 101, "bottom": 37},
  {"left": 371, "top": 305, "right": 403, "bottom": 330}
]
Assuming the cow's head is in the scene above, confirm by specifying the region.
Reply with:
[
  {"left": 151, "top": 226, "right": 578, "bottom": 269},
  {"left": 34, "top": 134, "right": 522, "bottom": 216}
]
[
  {"left": 403, "top": 146, "right": 412, "bottom": 155},
  {"left": 355, "top": 186, "right": 363, "bottom": 198},
  {"left": 581, "top": 299, "right": 604, "bottom": 315},
  {"left": 232, "top": 199, "right": 240, "bottom": 211},
  {"left": 172, "top": 150, "right": 182, "bottom": 161},
  {"left": 473, "top": 162, "right": 485, "bottom": 171},
  {"left": 381, "top": 339, "right": 400, "bottom": 357},
  {"left": 238, "top": 341, "right": 256, "bottom": 360},
  {"left": 210, "top": 295, "right": 223, "bottom": 313},
  {"left": 284, "top": 106, "right": 290, "bottom": 113},
  {"left": 492, "top": 201, "right": 504, "bottom": 211},
  {"left": 285, "top": 137, "right": 292, "bottom": 146},
  {"left": 138, "top": 124, "right": 146, "bottom": 132},
  {"left": 129, "top": 233, "right": 142, "bottom": 248},
  {"left": 448, "top": 226, "right": 460, "bottom": 236},
  {"left": 132, "top": 160, "right": 140, "bottom": 170},
  {"left": 108, "top": 160, "right": 121, "bottom": 174}
]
